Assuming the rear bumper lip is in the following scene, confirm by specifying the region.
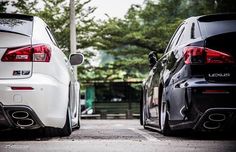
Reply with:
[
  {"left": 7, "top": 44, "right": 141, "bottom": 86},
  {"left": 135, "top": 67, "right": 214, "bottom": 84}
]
[
  {"left": 193, "top": 108, "right": 236, "bottom": 131},
  {"left": 169, "top": 108, "right": 236, "bottom": 131}
]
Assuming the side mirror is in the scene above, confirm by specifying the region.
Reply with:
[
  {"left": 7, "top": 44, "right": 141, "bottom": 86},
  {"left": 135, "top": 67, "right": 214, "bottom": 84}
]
[
  {"left": 69, "top": 53, "right": 84, "bottom": 66},
  {"left": 148, "top": 51, "right": 157, "bottom": 69}
]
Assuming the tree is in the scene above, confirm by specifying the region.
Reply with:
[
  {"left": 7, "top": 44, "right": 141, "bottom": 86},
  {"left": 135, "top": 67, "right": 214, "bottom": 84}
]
[
  {"left": 0, "top": 1, "right": 8, "bottom": 13},
  {"left": 11, "top": 0, "right": 38, "bottom": 15},
  {"left": 3, "top": 0, "right": 236, "bottom": 82},
  {"left": 88, "top": 0, "right": 183, "bottom": 82},
  {"left": 10, "top": 0, "right": 96, "bottom": 53}
]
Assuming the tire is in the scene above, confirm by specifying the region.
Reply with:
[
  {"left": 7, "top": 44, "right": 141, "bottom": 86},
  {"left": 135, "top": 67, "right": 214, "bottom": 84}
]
[
  {"left": 75, "top": 113, "right": 81, "bottom": 129},
  {"left": 160, "top": 90, "right": 171, "bottom": 136},
  {"left": 60, "top": 107, "right": 72, "bottom": 136},
  {"left": 142, "top": 106, "right": 148, "bottom": 129},
  {"left": 74, "top": 102, "right": 81, "bottom": 129},
  {"left": 141, "top": 89, "right": 148, "bottom": 129},
  {"left": 140, "top": 88, "right": 144, "bottom": 125}
]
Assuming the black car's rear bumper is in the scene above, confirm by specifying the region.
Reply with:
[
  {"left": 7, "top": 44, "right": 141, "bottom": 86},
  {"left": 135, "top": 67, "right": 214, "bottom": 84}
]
[
  {"left": 0, "top": 103, "right": 43, "bottom": 130},
  {"left": 169, "top": 79, "right": 236, "bottom": 131},
  {"left": 169, "top": 108, "right": 236, "bottom": 132},
  {"left": 194, "top": 108, "right": 236, "bottom": 131}
]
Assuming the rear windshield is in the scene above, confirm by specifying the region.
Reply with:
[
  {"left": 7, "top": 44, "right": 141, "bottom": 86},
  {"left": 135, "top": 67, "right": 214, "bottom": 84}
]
[
  {"left": 0, "top": 18, "right": 33, "bottom": 36},
  {"left": 199, "top": 20, "right": 236, "bottom": 38}
]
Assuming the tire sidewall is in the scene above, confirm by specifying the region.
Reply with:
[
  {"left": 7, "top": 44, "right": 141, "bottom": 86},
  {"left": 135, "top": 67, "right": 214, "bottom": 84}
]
[{"left": 160, "top": 89, "right": 171, "bottom": 135}]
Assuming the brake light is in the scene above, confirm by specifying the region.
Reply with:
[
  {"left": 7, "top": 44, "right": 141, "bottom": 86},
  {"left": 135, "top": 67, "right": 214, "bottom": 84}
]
[
  {"left": 1, "top": 44, "right": 51, "bottom": 62},
  {"left": 205, "top": 49, "right": 234, "bottom": 64},
  {"left": 184, "top": 47, "right": 234, "bottom": 64}
]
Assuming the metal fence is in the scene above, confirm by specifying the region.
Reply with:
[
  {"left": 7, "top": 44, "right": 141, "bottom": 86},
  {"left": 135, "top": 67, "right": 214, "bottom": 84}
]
[{"left": 82, "top": 81, "right": 142, "bottom": 119}]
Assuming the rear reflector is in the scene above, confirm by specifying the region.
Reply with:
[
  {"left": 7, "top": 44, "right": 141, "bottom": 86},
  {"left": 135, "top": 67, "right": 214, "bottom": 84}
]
[
  {"left": 1, "top": 44, "right": 51, "bottom": 62},
  {"left": 11, "top": 87, "right": 34, "bottom": 90},
  {"left": 184, "top": 47, "right": 234, "bottom": 64},
  {"left": 202, "top": 89, "right": 229, "bottom": 94}
]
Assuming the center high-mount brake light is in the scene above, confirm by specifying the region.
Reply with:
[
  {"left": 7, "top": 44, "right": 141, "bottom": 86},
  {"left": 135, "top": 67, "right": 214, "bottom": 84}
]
[
  {"left": 184, "top": 47, "right": 234, "bottom": 64},
  {"left": 1, "top": 44, "right": 51, "bottom": 62}
]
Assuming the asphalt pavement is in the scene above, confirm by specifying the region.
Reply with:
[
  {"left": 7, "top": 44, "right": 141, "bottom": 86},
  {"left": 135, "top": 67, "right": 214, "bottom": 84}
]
[{"left": 0, "top": 119, "right": 236, "bottom": 152}]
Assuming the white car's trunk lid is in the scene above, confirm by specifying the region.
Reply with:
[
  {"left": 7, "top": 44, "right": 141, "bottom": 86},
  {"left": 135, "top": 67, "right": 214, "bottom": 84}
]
[{"left": 0, "top": 15, "right": 33, "bottom": 79}]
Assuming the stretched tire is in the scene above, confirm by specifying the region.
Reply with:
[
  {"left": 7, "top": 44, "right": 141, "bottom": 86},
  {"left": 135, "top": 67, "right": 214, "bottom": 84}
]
[
  {"left": 74, "top": 113, "right": 81, "bottom": 129},
  {"left": 74, "top": 102, "right": 81, "bottom": 130},
  {"left": 160, "top": 90, "right": 171, "bottom": 136},
  {"left": 142, "top": 106, "right": 148, "bottom": 129},
  {"left": 140, "top": 88, "right": 144, "bottom": 125},
  {"left": 60, "top": 107, "right": 72, "bottom": 136}
]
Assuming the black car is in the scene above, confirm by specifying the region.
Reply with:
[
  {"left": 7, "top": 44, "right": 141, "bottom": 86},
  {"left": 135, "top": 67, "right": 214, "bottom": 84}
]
[{"left": 141, "top": 13, "right": 236, "bottom": 135}]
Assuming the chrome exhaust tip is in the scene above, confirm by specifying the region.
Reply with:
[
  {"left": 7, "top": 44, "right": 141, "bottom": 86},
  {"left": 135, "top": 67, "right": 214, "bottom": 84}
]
[
  {"left": 16, "top": 118, "right": 34, "bottom": 127},
  {"left": 209, "top": 113, "right": 226, "bottom": 122},
  {"left": 12, "top": 111, "right": 29, "bottom": 119},
  {"left": 203, "top": 121, "right": 221, "bottom": 130}
]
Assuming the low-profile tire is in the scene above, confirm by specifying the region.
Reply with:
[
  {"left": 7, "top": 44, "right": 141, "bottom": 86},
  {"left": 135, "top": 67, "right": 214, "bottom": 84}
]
[
  {"left": 74, "top": 114, "right": 81, "bottom": 130},
  {"left": 140, "top": 88, "right": 144, "bottom": 125},
  {"left": 60, "top": 107, "right": 72, "bottom": 136},
  {"left": 160, "top": 91, "right": 172, "bottom": 136},
  {"left": 74, "top": 104, "right": 81, "bottom": 130},
  {"left": 142, "top": 106, "right": 148, "bottom": 129}
]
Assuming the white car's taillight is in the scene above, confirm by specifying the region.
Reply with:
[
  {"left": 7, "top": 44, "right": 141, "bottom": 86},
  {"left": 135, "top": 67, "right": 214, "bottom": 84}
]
[{"left": 1, "top": 44, "right": 51, "bottom": 62}]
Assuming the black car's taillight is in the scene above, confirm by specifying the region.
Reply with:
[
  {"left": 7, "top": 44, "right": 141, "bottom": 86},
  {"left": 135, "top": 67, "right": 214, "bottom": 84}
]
[
  {"left": 1, "top": 44, "right": 51, "bottom": 62},
  {"left": 184, "top": 47, "right": 234, "bottom": 64}
]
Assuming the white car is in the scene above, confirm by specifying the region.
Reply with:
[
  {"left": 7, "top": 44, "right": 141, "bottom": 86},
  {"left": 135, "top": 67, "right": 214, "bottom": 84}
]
[{"left": 0, "top": 13, "right": 84, "bottom": 136}]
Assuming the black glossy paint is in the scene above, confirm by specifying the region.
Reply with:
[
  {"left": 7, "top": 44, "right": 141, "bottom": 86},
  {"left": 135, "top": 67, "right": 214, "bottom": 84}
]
[{"left": 141, "top": 14, "right": 236, "bottom": 133}]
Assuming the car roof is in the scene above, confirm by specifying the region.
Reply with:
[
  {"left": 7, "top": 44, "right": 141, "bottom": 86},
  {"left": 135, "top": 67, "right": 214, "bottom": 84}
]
[{"left": 0, "top": 13, "right": 33, "bottom": 21}]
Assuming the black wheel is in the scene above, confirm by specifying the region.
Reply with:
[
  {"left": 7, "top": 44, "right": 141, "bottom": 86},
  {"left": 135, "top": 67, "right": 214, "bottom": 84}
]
[
  {"left": 160, "top": 90, "right": 171, "bottom": 136},
  {"left": 60, "top": 107, "right": 72, "bottom": 136}
]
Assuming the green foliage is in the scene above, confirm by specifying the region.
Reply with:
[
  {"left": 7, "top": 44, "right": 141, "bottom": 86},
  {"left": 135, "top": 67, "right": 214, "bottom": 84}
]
[
  {"left": 10, "top": 0, "right": 96, "bottom": 53},
  {"left": 90, "top": 0, "right": 236, "bottom": 82},
  {"left": 11, "top": 0, "right": 38, "bottom": 15},
  {"left": 0, "top": 1, "right": 8, "bottom": 13},
  {"left": 2, "top": 0, "right": 236, "bottom": 82}
]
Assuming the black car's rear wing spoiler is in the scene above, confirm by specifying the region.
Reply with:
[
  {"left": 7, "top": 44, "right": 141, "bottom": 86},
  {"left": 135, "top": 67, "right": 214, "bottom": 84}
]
[
  {"left": 198, "top": 13, "right": 236, "bottom": 22},
  {"left": 0, "top": 13, "right": 33, "bottom": 21}
]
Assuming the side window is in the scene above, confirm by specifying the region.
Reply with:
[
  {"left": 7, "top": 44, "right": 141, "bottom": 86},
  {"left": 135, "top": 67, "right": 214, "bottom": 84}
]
[
  {"left": 165, "top": 24, "right": 185, "bottom": 53},
  {"left": 179, "top": 21, "right": 201, "bottom": 45},
  {"left": 45, "top": 27, "right": 58, "bottom": 46},
  {"left": 192, "top": 21, "right": 201, "bottom": 39},
  {"left": 175, "top": 28, "right": 185, "bottom": 46}
]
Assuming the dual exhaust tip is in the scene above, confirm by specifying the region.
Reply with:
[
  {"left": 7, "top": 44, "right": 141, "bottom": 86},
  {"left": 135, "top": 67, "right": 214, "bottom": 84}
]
[
  {"left": 11, "top": 111, "right": 34, "bottom": 127},
  {"left": 203, "top": 113, "right": 226, "bottom": 130}
]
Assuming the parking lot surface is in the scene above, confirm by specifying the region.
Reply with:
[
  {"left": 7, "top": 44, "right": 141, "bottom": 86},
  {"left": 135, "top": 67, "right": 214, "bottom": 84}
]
[{"left": 0, "top": 119, "right": 236, "bottom": 152}]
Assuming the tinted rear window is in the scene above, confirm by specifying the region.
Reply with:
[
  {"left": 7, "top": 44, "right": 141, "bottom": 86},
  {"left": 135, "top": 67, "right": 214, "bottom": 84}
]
[
  {"left": 199, "top": 20, "right": 236, "bottom": 37},
  {"left": 0, "top": 18, "right": 33, "bottom": 36}
]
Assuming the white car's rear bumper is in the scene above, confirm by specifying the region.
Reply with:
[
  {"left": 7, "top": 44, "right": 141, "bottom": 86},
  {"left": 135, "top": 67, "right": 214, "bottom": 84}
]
[{"left": 0, "top": 74, "right": 69, "bottom": 129}]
